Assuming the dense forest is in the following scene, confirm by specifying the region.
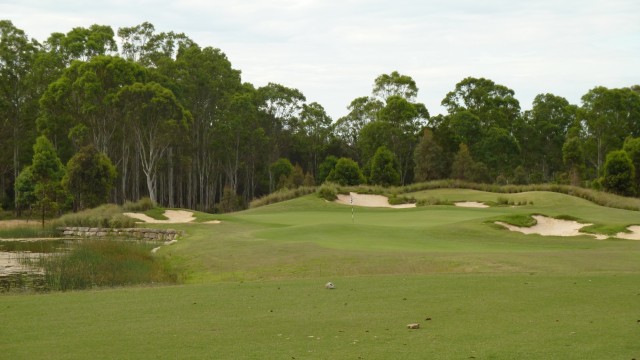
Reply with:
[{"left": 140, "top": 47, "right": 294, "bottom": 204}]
[{"left": 1, "top": 20, "right": 639, "bottom": 215}]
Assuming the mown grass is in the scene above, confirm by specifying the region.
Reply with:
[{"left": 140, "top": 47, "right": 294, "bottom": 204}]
[
  {"left": 1, "top": 274, "right": 638, "bottom": 359},
  {"left": 2, "top": 189, "right": 640, "bottom": 359}
]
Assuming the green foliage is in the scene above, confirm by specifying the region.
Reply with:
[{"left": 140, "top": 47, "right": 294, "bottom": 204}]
[
  {"left": 317, "top": 182, "right": 339, "bottom": 201},
  {"left": 249, "top": 186, "right": 317, "bottom": 208},
  {"left": 327, "top": 157, "right": 365, "bottom": 186},
  {"left": 122, "top": 197, "right": 155, "bottom": 212},
  {"left": 53, "top": 204, "right": 136, "bottom": 228},
  {"left": 623, "top": 136, "right": 640, "bottom": 187},
  {"left": 413, "top": 128, "right": 447, "bottom": 182},
  {"left": 14, "top": 166, "right": 36, "bottom": 212},
  {"left": 450, "top": 143, "right": 474, "bottom": 180},
  {"left": 369, "top": 146, "right": 400, "bottom": 186},
  {"left": 317, "top": 155, "right": 338, "bottom": 184},
  {"left": 270, "top": 158, "right": 294, "bottom": 190},
  {"left": 602, "top": 150, "right": 635, "bottom": 196},
  {"left": 63, "top": 145, "right": 117, "bottom": 211},
  {"left": 216, "top": 187, "right": 243, "bottom": 213},
  {"left": 28, "top": 240, "right": 177, "bottom": 291},
  {"left": 562, "top": 136, "right": 584, "bottom": 186}
]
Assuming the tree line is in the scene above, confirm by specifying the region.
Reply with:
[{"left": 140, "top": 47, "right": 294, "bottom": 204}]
[{"left": 1, "top": 20, "right": 639, "bottom": 216}]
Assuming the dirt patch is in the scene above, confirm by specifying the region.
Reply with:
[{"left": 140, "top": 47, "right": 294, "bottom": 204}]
[
  {"left": 455, "top": 201, "right": 489, "bottom": 208},
  {"left": 496, "top": 215, "right": 605, "bottom": 239},
  {"left": 335, "top": 192, "right": 416, "bottom": 209},
  {"left": 615, "top": 226, "right": 640, "bottom": 240}
]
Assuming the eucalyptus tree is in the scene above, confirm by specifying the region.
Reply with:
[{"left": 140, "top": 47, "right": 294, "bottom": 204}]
[
  {"left": 118, "top": 22, "right": 194, "bottom": 66},
  {"left": 0, "top": 20, "right": 40, "bottom": 209},
  {"left": 116, "top": 82, "right": 190, "bottom": 204},
  {"left": 299, "top": 102, "right": 332, "bottom": 177},
  {"left": 173, "top": 44, "right": 241, "bottom": 209},
  {"left": 372, "top": 71, "right": 418, "bottom": 102},
  {"left": 580, "top": 86, "right": 640, "bottom": 176},
  {"left": 38, "top": 55, "right": 146, "bottom": 204},
  {"left": 334, "top": 96, "right": 382, "bottom": 160},
  {"left": 441, "top": 77, "right": 521, "bottom": 178},
  {"left": 257, "top": 83, "right": 306, "bottom": 190},
  {"left": 518, "top": 94, "right": 577, "bottom": 181}
]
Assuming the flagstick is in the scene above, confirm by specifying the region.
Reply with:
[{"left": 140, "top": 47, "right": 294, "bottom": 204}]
[{"left": 351, "top": 193, "right": 354, "bottom": 223}]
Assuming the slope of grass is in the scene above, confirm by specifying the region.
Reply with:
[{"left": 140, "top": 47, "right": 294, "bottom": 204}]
[{"left": 2, "top": 190, "right": 640, "bottom": 359}]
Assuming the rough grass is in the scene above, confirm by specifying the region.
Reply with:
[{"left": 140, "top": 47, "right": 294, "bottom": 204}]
[
  {"left": 25, "top": 239, "right": 177, "bottom": 291},
  {"left": 53, "top": 204, "right": 136, "bottom": 228}
]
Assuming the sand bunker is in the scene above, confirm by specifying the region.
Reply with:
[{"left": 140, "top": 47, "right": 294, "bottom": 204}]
[
  {"left": 124, "top": 210, "right": 221, "bottom": 224},
  {"left": 496, "top": 215, "right": 603, "bottom": 238},
  {"left": 455, "top": 201, "right": 489, "bottom": 208},
  {"left": 615, "top": 226, "right": 640, "bottom": 240},
  {"left": 335, "top": 192, "right": 416, "bottom": 209}
]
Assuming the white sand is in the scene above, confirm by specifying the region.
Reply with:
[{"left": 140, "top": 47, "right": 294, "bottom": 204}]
[
  {"left": 615, "top": 226, "right": 640, "bottom": 240},
  {"left": 124, "top": 209, "right": 221, "bottom": 225},
  {"left": 455, "top": 201, "right": 489, "bottom": 208},
  {"left": 335, "top": 192, "right": 416, "bottom": 209},
  {"left": 496, "top": 215, "right": 604, "bottom": 238}
]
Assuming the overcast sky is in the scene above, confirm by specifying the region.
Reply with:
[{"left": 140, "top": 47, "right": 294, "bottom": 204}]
[{"left": 2, "top": 0, "right": 639, "bottom": 119}]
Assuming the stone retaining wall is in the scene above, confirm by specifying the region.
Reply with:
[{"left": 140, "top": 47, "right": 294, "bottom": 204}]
[{"left": 59, "top": 227, "right": 183, "bottom": 241}]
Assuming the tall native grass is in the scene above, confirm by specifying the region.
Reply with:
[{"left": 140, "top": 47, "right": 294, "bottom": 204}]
[
  {"left": 249, "top": 186, "right": 317, "bottom": 208},
  {"left": 26, "top": 239, "right": 178, "bottom": 291},
  {"left": 53, "top": 204, "right": 137, "bottom": 228}
]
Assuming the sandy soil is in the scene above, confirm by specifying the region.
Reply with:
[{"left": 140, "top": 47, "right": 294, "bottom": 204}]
[
  {"left": 615, "top": 226, "right": 640, "bottom": 240},
  {"left": 496, "top": 215, "right": 603, "bottom": 238},
  {"left": 335, "top": 192, "right": 416, "bottom": 209},
  {"left": 124, "top": 210, "right": 197, "bottom": 223},
  {"left": 455, "top": 201, "right": 489, "bottom": 208}
]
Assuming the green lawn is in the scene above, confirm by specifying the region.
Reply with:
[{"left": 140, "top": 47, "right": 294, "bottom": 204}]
[{"left": 2, "top": 189, "right": 640, "bottom": 359}]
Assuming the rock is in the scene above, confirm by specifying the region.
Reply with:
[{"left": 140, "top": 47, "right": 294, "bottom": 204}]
[
  {"left": 407, "top": 323, "right": 420, "bottom": 329},
  {"left": 325, "top": 282, "right": 335, "bottom": 289}
]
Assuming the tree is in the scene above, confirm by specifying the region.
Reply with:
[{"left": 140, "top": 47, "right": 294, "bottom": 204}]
[
  {"left": 372, "top": 71, "right": 418, "bottom": 102},
  {"left": 63, "top": 145, "right": 117, "bottom": 211},
  {"left": 451, "top": 143, "right": 475, "bottom": 181},
  {"left": 369, "top": 146, "right": 400, "bottom": 186},
  {"left": 299, "top": 102, "right": 332, "bottom": 177},
  {"left": 581, "top": 86, "right": 640, "bottom": 175},
  {"left": 269, "top": 158, "right": 294, "bottom": 190},
  {"left": 413, "top": 129, "right": 448, "bottom": 182},
  {"left": 116, "top": 82, "right": 189, "bottom": 204},
  {"left": 0, "top": 20, "right": 40, "bottom": 210},
  {"left": 623, "top": 137, "right": 640, "bottom": 189},
  {"left": 25, "top": 136, "right": 66, "bottom": 226},
  {"left": 518, "top": 93, "right": 576, "bottom": 181},
  {"left": 327, "top": 158, "right": 365, "bottom": 186},
  {"left": 334, "top": 96, "right": 382, "bottom": 159},
  {"left": 441, "top": 77, "right": 520, "bottom": 131},
  {"left": 602, "top": 150, "right": 635, "bottom": 196},
  {"left": 562, "top": 136, "right": 584, "bottom": 186},
  {"left": 318, "top": 155, "right": 338, "bottom": 184}
]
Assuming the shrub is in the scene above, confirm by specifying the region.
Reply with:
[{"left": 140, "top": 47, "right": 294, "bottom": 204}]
[
  {"left": 122, "top": 197, "right": 155, "bottom": 212},
  {"left": 54, "top": 204, "right": 136, "bottom": 228},
  {"left": 249, "top": 186, "right": 317, "bottom": 208},
  {"left": 317, "top": 182, "right": 339, "bottom": 201},
  {"left": 327, "top": 158, "right": 365, "bottom": 186}
]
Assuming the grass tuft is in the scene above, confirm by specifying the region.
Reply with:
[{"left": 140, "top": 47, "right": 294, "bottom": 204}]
[{"left": 53, "top": 204, "right": 137, "bottom": 228}]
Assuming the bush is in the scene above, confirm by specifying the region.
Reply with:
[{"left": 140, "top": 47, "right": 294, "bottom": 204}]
[
  {"left": 249, "top": 186, "right": 317, "bottom": 208},
  {"left": 122, "top": 197, "right": 155, "bottom": 212},
  {"left": 54, "top": 204, "right": 136, "bottom": 228},
  {"left": 28, "top": 240, "right": 177, "bottom": 291},
  {"left": 327, "top": 158, "right": 365, "bottom": 186},
  {"left": 317, "top": 182, "right": 339, "bottom": 201}
]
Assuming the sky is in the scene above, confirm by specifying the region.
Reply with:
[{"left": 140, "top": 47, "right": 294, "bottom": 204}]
[{"left": 2, "top": 0, "right": 639, "bottom": 120}]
